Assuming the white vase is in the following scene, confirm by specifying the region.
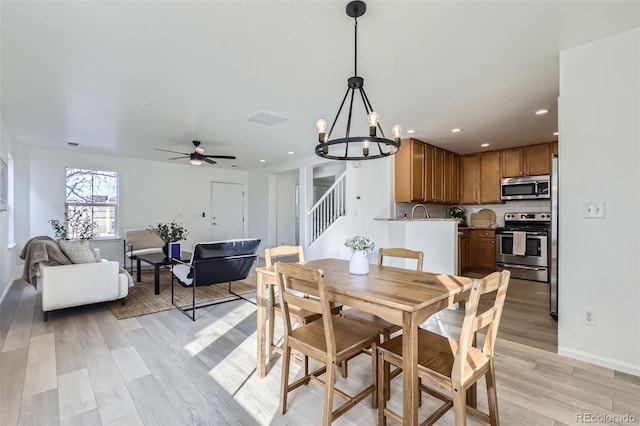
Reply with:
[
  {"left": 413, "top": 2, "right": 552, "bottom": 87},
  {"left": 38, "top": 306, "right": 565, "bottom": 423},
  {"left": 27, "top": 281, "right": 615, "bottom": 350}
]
[{"left": 349, "top": 250, "right": 370, "bottom": 275}]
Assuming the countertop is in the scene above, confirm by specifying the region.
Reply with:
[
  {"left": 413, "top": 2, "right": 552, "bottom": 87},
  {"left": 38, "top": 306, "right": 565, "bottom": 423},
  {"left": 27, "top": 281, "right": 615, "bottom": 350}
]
[
  {"left": 374, "top": 218, "right": 461, "bottom": 222},
  {"left": 458, "top": 225, "right": 499, "bottom": 230}
]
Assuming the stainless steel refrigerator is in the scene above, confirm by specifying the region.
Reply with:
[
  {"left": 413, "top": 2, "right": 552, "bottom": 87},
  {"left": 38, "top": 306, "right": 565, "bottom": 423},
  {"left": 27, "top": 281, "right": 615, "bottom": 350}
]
[{"left": 550, "top": 154, "right": 559, "bottom": 320}]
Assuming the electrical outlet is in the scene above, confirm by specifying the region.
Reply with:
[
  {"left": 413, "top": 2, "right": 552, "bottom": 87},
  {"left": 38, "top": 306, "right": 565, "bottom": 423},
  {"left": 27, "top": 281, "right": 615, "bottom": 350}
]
[
  {"left": 582, "top": 308, "right": 597, "bottom": 326},
  {"left": 582, "top": 201, "right": 606, "bottom": 218}
]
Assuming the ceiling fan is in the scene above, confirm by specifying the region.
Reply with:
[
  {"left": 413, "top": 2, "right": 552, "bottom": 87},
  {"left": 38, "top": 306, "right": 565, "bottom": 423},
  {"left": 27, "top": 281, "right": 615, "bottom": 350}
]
[{"left": 155, "top": 141, "right": 236, "bottom": 165}]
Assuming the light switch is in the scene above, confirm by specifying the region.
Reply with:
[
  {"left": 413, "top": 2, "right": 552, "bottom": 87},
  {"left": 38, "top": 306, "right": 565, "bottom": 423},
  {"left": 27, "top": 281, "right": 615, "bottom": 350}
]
[{"left": 582, "top": 201, "right": 606, "bottom": 218}]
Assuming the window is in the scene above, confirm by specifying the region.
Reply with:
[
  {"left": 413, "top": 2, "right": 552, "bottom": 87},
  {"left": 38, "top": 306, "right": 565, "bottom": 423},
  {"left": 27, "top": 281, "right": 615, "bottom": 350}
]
[{"left": 65, "top": 168, "right": 118, "bottom": 239}]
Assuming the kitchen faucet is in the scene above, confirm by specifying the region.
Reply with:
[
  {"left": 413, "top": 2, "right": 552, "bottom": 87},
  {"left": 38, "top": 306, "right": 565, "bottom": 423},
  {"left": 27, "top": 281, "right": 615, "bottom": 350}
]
[{"left": 411, "top": 204, "right": 430, "bottom": 219}]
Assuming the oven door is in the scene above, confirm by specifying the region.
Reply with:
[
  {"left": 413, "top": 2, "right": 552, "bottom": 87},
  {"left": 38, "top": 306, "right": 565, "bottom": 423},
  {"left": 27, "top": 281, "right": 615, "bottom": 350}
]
[{"left": 496, "top": 230, "right": 548, "bottom": 267}]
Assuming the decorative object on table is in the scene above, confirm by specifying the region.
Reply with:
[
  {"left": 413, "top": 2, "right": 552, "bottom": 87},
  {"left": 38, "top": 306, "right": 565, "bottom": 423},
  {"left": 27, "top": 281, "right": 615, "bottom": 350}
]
[
  {"left": 314, "top": 1, "right": 402, "bottom": 161},
  {"left": 49, "top": 208, "right": 97, "bottom": 240},
  {"left": 168, "top": 242, "right": 181, "bottom": 259},
  {"left": 344, "top": 235, "right": 375, "bottom": 275},
  {"left": 449, "top": 205, "right": 467, "bottom": 226},
  {"left": 147, "top": 221, "right": 189, "bottom": 255}
]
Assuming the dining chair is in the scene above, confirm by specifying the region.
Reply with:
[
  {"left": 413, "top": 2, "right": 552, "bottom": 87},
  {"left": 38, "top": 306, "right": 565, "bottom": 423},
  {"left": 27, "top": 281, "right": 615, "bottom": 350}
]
[
  {"left": 275, "top": 262, "right": 382, "bottom": 425},
  {"left": 265, "top": 245, "right": 342, "bottom": 368},
  {"left": 376, "top": 270, "right": 511, "bottom": 426},
  {"left": 339, "top": 247, "right": 423, "bottom": 377}
]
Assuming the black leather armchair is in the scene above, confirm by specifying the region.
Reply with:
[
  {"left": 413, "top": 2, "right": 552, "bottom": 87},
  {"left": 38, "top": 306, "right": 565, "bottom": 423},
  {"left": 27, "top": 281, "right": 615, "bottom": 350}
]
[{"left": 171, "top": 238, "right": 261, "bottom": 320}]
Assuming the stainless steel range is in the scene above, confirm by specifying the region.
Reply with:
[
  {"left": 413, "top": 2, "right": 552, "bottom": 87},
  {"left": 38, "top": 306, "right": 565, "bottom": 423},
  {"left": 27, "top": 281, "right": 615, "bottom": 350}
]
[{"left": 496, "top": 212, "right": 550, "bottom": 282}]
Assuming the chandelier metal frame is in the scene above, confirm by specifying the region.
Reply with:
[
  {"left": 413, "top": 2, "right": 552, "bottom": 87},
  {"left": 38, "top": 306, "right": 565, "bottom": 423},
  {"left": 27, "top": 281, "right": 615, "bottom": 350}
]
[{"left": 315, "top": 0, "right": 401, "bottom": 161}]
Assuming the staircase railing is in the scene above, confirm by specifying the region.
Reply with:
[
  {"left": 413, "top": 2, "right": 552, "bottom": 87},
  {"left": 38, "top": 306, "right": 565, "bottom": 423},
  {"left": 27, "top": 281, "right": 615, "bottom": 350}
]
[{"left": 308, "top": 172, "right": 346, "bottom": 243}]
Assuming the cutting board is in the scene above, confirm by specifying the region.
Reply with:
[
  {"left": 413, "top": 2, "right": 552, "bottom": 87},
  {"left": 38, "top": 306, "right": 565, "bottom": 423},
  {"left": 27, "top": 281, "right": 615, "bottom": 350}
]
[{"left": 470, "top": 209, "right": 496, "bottom": 227}]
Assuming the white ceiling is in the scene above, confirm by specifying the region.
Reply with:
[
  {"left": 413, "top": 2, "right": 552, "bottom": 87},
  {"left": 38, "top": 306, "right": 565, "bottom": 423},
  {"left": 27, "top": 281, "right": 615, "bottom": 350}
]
[{"left": 2, "top": 1, "right": 638, "bottom": 170}]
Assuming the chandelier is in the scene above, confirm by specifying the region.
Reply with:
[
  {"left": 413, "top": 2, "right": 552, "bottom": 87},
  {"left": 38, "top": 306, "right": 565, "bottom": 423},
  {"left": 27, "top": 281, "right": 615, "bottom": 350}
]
[{"left": 315, "top": 1, "right": 401, "bottom": 161}]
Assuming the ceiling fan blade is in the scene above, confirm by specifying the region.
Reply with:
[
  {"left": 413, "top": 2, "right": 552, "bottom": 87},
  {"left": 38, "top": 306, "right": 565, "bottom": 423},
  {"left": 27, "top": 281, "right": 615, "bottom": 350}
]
[
  {"left": 167, "top": 156, "right": 186, "bottom": 160},
  {"left": 202, "top": 155, "right": 236, "bottom": 160},
  {"left": 203, "top": 158, "right": 217, "bottom": 165},
  {"left": 154, "top": 148, "right": 190, "bottom": 155}
]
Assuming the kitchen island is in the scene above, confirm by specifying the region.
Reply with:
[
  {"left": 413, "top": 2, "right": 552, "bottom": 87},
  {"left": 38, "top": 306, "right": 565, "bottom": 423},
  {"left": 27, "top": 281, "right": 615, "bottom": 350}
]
[{"left": 375, "top": 218, "right": 461, "bottom": 275}]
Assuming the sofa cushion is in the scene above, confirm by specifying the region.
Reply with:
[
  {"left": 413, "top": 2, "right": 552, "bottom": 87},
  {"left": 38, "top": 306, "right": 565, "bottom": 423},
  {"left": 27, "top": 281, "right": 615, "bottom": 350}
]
[{"left": 58, "top": 240, "right": 100, "bottom": 264}]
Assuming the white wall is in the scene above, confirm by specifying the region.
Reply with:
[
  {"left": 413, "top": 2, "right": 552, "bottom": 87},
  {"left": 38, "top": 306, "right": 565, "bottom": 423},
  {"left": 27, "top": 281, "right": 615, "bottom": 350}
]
[
  {"left": 558, "top": 28, "right": 640, "bottom": 375},
  {"left": 275, "top": 169, "right": 298, "bottom": 246},
  {"left": 13, "top": 144, "right": 248, "bottom": 266}
]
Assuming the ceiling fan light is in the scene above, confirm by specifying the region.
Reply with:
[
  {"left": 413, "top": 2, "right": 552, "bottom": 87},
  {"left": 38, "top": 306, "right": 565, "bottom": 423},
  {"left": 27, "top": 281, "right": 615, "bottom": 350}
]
[
  {"left": 190, "top": 158, "right": 203, "bottom": 165},
  {"left": 194, "top": 146, "right": 205, "bottom": 154}
]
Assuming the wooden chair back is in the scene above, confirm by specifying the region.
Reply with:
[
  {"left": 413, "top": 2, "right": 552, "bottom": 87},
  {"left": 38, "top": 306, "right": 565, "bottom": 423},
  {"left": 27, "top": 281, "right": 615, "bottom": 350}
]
[
  {"left": 265, "top": 245, "right": 304, "bottom": 267},
  {"left": 452, "top": 270, "right": 510, "bottom": 383},
  {"left": 378, "top": 247, "right": 424, "bottom": 271},
  {"left": 275, "top": 262, "right": 337, "bottom": 358}
]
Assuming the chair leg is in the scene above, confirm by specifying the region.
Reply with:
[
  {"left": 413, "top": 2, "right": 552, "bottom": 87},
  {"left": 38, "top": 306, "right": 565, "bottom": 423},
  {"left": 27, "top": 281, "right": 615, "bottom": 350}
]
[
  {"left": 485, "top": 366, "right": 500, "bottom": 426},
  {"left": 341, "top": 359, "right": 348, "bottom": 378},
  {"left": 43, "top": 311, "right": 48, "bottom": 321},
  {"left": 280, "top": 343, "right": 291, "bottom": 415},
  {"left": 371, "top": 341, "right": 378, "bottom": 409},
  {"left": 268, "top": 304, "right": 276, "bottom": 361},
  {"left": 452, "top": 382, "right": 467, "bottom": 426},
  {"left": 304, "top": 355, "right": 309, "bottom": 377},
  {"left": 323, "top": 361, "right": 336, "bottom": 426},
  {"left": 377, "top": 349, "right": 387, "bottom": 426}
]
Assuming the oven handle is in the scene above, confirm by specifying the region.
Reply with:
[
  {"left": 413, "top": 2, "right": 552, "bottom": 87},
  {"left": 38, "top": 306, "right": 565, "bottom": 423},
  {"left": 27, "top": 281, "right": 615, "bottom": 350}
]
[
  {"left": 497, "top": 231, "right": 548, "bottom": 237},
  {"left": 499, "top": 263, "right": 547, "bottom": 271}
]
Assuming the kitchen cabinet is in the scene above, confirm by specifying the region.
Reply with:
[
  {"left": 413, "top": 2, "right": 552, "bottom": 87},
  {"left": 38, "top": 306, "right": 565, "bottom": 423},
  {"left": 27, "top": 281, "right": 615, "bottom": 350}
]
[
  {"left": 460, "top": 154, "right": 479, "bottom": 204},
  {"left": 501, "top": 143, "right": 552, "bottom": 177},
  {"left": 525, "top": 143, "right": 551, "bottom": 176},
  {"left": 458, "top": 230, "right": 470, "bottom": 274},
  {"left": 551, "top": 141, "right": 558, "bottom": 156},
  {"left": 433, "top": 147, "right": 445, "bottom": 202},
  {"left": 469, "top": 229, "right": 496, "bottom": 271},
  {"left": 444, "top": 151, "right": 459, "bottom": 204},
  {"left": 479, "top": 151, "right": 501, "bottom": 204},
  {"left": 394, "top": 138, "right": 425, "bottom": 202}
]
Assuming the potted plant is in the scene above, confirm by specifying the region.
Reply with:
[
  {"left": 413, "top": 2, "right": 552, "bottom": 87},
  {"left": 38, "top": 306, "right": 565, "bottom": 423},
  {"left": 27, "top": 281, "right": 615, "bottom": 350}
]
[
  {"left": 344, "top": 235, "right": 375, "bottom": 275},
  {"left": 49, "top": 208, "right": 97, "bottom": 240},
  {"left": 448, "top": 206, "right": 467, "bottom": 226},
  {"left": 147, "top": 221, "right": 189, "bottom": 254}
]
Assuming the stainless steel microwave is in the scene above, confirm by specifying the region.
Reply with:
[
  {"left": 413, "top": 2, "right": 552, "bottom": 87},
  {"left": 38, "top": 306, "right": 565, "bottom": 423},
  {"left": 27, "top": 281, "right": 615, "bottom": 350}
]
[{"left": 501, "top": 175, "right": 550, "bottom": 201}]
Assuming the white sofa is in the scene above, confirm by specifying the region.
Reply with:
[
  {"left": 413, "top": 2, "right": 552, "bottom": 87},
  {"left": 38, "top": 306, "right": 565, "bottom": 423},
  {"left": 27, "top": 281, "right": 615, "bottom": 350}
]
[{"left": 39, "top": 260, "right": 129, "bottom": 320}]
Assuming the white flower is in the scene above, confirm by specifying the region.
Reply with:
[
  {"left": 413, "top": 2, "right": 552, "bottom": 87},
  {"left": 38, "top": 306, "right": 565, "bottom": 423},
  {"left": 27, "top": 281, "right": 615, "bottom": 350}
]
[{"left": 344, "top": 235, "right": 375, "bottom": 252}]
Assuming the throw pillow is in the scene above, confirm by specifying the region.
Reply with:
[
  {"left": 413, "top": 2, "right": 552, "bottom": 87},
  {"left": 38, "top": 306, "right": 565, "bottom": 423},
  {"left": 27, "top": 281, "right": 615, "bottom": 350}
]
[{"left": 57, "top": 240, "right": 100, "bottom": 264}]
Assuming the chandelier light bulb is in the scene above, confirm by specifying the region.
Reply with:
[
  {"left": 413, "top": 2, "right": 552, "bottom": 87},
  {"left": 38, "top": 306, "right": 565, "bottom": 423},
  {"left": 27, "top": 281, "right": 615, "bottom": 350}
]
[
  {"left": 392, "top": 124, "right": 402, "bottom": 139},
  {"left": 362, "top": 139, "right": 370, "bottom": 157},
  {"left": 368, "top": 111, "right": 380, "bottom": 126},
  {"left": 316, "top": 118, "right": 327, "bottom": 133}
]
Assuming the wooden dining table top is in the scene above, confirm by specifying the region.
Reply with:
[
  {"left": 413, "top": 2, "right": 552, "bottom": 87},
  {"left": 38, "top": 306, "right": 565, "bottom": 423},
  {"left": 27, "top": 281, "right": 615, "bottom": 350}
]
[{"left": 256, "top": 258, "right": 475, "bottom": 314}]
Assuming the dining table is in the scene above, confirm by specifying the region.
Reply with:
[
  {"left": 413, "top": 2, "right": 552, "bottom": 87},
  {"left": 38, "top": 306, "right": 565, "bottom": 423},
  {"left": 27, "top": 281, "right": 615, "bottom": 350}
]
[{"left": 255, "top": 258, "right": 477, "bottom": 426}]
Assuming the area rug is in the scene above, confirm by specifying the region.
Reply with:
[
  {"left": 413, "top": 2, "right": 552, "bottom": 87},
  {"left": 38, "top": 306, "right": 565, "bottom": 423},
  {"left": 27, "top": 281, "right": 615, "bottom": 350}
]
[{"left": 109, "top": 269, "right": 257, "bottom": 320}]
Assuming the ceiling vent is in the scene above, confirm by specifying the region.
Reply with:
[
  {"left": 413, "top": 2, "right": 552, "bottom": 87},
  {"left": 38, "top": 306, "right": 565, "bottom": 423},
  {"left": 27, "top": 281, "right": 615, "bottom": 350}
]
[{"left": 247, "top": 110, "right": 289, "bottom": 126}]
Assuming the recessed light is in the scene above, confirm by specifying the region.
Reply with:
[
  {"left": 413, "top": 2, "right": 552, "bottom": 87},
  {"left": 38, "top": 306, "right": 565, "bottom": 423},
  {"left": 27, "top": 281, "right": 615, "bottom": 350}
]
[
  {"left": 480, "top": 143, "right": 490, "bottom": 148},
  {"left": 259, "top": 159, "right": 266, "bottom": 163},
  {"left": 450, "top": 128, "right": 463, "bottom": 133},
  {"left": 535, "top": 109, "right": 549, "bottom": 115},
  {"left": 553, "top": 131, "right": 559, "bottom": 136},
  {"left": 406, "top": 129, "right": 416, "bottom": 134},
  {"left": 287, "top": 151, "right": 294, "bottom": 155}
]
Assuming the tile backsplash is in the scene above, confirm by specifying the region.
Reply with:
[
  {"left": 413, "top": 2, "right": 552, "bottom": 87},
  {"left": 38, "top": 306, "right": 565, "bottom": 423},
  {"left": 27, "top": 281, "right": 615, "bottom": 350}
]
[{"left": 395, "top": 200, "right": 550, "bottom": 227}]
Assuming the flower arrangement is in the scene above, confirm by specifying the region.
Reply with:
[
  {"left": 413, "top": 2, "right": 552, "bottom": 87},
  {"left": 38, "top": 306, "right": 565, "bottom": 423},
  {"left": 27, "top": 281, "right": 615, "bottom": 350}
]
[
  {"left": 147, "top": 221, "right": 189, "bottom": 243},
  {"left": 344, "top": 235, "right": 375, "bottom": 252},
  {"left": 448, "top": 206, "right": 467, "bottom": 219}
]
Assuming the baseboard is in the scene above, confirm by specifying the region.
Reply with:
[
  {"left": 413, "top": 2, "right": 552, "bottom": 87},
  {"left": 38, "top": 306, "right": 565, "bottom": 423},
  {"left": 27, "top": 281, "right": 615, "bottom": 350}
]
[{"left": 558, "top": 346, "right": 640, "bottom": 377}]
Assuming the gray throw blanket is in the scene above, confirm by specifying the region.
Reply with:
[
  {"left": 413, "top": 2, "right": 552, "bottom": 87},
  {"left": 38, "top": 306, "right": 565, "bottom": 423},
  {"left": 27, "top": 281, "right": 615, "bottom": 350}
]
[{"left": 20, "top": 236, "right": 72, "bottom": 286}]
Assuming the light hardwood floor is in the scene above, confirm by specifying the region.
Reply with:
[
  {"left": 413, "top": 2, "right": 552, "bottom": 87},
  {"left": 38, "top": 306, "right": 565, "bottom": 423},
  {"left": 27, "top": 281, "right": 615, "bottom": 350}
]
[{"left": 1, "top": 271, "right": 638, "bottom": 425}]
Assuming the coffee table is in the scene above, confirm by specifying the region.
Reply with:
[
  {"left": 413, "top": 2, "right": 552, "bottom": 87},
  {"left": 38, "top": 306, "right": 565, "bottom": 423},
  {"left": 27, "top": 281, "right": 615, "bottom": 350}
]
[{"left": 136, "top": 252, "right": 192, "bottom": 295}]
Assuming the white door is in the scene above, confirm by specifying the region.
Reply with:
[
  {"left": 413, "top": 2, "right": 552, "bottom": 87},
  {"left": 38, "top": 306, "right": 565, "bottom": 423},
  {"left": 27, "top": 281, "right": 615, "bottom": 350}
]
[{"left": 211, "top": 182, "right": 244, "bottom": 240}]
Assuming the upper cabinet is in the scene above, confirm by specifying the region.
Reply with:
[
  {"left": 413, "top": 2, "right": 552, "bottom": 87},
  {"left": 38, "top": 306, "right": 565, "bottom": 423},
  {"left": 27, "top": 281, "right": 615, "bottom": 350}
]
[
  {"left": 460, "top": 154, "right": 479, "bottom": 204},
  {"left": 479, "top": 151, "right": 501, "bottom": 203},
  {"left": 395, "top": 138, "right": 459, "bottom": 204},
  {"left": 501, "top": 143, "right": 552, "bottom": 177},
  {"left": 395, "top": 138, "right": 425, "bottom": 203}
]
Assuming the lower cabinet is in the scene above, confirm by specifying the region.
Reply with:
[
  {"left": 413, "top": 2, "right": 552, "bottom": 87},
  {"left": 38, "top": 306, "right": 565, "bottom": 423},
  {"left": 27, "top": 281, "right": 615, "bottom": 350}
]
[
  {"left": 465, "top": 229, "right": 496, "bottom": 272},
  {"left": 458, "top": 230, "right": 470, "bottom": 275}
]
